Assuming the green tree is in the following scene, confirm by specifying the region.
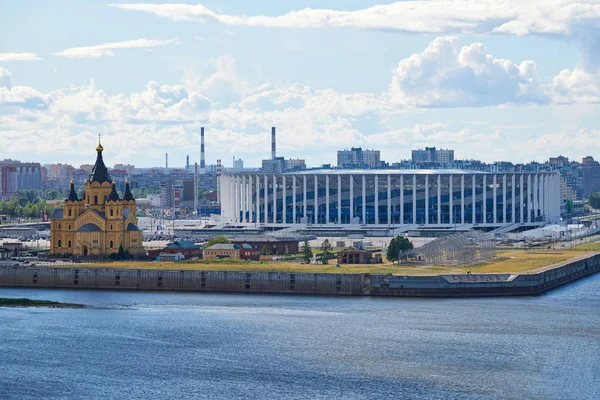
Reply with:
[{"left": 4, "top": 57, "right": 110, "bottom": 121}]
[
  {"left": 387, "top": 236, "right": 414, "bottom": 264},
  {"left": 588, "top": 193, "right": 600, "bottom": 209},
  {"left": 319, "top": 239, "right": 334, "bottom": 264},
  {"left": 205, "top": 236, "right": 231, "bottom": 247},
  {"left": 386, "top": 237, "right": 400, "bottom": 264},
  {"left": 117, "top": 244, "right": 126, "bottom": 260},
  {"left": 566, "top": 200, "right": 573, "bottom": 214},
  {"left": 301, "top": 240, "right": 313, "bottom": 264},
  {"left": 261, "top": 246, "right": 269, "bottom": 255}
]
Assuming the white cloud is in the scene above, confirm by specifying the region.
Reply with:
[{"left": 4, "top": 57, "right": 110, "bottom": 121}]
[
  {"left": 0, "top": 67, "right": 11, "bottom": 88},
  {"left": 389, "top": 36, "right": 548, "bottom": 107},
  {"left": 109, "top": 1, "right": 600, "bottom": 36},
  {"left": 0, "top": 53, "right": 41, "bottom": 61},
  {"left": 3, "top": 35, "right": 600, "bottom": 166},
  {"left": 55, "top": 38, "right": 178, "bottom": 59},
  {"left": 547, "top": 67, "right": 600, "bottom": 104}
]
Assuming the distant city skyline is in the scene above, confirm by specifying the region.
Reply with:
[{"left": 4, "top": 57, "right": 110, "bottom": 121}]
[{"left": 1, "top": 1, "right": 600, "bottom": 167}]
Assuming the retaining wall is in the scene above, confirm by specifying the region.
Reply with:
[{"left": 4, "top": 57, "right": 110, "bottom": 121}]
[{"left": 1, "top": 254, "right": 599, "bottom": 298}]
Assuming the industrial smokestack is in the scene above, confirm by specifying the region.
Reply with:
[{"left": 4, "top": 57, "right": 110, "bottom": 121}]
[
  {"left": 216, "top": 159, "right": 222, "bottom": 203},
  {"left": 186, "top": 155, "right": 189, "bottom": 170},
  {"left": 194, "top": 162, "right": 198, "bottom": 215},
  {"left": 271, "top": 127, "right": 276, "bottom": 160},
  {"left": 165, "top": 153, "right": 168, "bottom": 169},
  {"left": 200, "top": 127, "right": 206, "bottom": 174}
]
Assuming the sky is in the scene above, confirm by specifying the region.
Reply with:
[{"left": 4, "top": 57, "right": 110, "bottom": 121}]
[{"left": 1, "top": 0, "right": 600, "bottom": 169}]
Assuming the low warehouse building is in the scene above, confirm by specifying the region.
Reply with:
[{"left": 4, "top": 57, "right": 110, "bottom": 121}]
[
  {"left": 337, "top": 248, "right": 382, "bottom": 264},
  {"left": 148, "top": 240, "right": 202, "bottom": 260},
  {"left": 203, "top": 243, "right": 240, "bottom": 260},
  {"left": 231, "top": 237, "right": 299, "bottom": 255}
]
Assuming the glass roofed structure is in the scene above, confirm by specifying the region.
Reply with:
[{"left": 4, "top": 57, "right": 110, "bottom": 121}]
[{"left": 219, "top": 169, "right": 561, "bottom": 228}]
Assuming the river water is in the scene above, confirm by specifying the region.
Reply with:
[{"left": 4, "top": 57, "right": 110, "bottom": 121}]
[{"left": 1, "top": 276, "right": 599, "bottom": 400}]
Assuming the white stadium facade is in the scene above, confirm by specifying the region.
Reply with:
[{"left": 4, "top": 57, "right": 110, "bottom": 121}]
[{"left": 219, "top": 170, "right": 560, "bottom": 229}]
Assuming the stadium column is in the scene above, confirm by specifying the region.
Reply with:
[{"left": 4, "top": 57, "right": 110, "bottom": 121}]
[
  {"left": 472, "top": 174, "right": 476, "bottom": 224},
  {"left": 303, "top": 176, "right": 307, "bottom": 224},
  {"left": 532, "top": 173, "right": 540, "bottom": 222},
  {"left": 527, "top": 174, "right": 532, "bottom": 223},
  {"left": 230, "top": 175, "right": 234, "bottom": 223},
  {"left": 493, "top": 175, "right": 497, "bottom": 225},
  {"left": 362, "top": 175, "right": 366, "bottom": 224},
  {"left": 263, "top": 175, "right": 268, "bottom": 223},
  {"left": 412, "top": 174, "right": 417, "bottom": 224},
  {"left": 247, "top": 175, "right": 252, "bottom": 223},
  {"left": 437, "top": 175, "right": 441, "bottom": 225},
  {"left": 272, "top": 175, "right": 277, "bottom": 224},
  {"left": 282, "top": 175, "right": 286, "bottom": 224},
  {"left": 314, "top": 175, "right": 318, "bottom": 224},
  {"left": 512, "top": 174, "right": 516, "bottom": 223},
  {"left": 461, "top": 175, "right": 465, "bottom": 224},
  {"left": 292, "top": 175, "right": 297, "bottom": 224},
  {"left": 387, "top": 174, "right": 391, "bottom": 226},
  {"left": 538, "top": 174, "right": 546, "bottom": 220},
  {"left": 425, "top": 175, "right": 429, "bottom": 225},
  {"left": 449, "top": 175, "right": 453, "bottom": 225},
  {"left": 400, "top": 175, "right": 404, "bottom": 225},
  {"left": 338, "top": 175, "right": 342, "bottom": 224},
  {"left": 482, "top": 174, "right": 486, "bottom": 224},
  {"left": 325, "top": 175, "right": 330, "bottom": 224},
  {"left": 350, "top": 175, "right": 354, "bottom": 223},
  {"left": 503, "top": 174, "right": 507, "bottom": 224},
  {"left": 520, "top": 174, "right": 524, "bottom": 224},
  {"left": 255, "top": 175, "right": 260, "bottom": 223},
  {"left": 374, "top": 175, "right": 379, "bottom": 225},
  {"left": 241, "top": 175, "right": 245, "bottom": 223}
]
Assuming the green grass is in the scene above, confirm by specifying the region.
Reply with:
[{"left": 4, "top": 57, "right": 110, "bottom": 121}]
[
  {"left": 0, "top": 298, "right": 84, "bottom": 307},
  {"left": 40, "top": 248, "right": 596, "bottom": 275}
]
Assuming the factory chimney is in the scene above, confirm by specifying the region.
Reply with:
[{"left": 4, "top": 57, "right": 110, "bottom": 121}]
[
  {"left": 165, "top": 153, "right": 168, "bottom": 170},
  {"left": 200, "top": 127, "right": 206, "bottom": 174},
  {"left": 194, "top": 162, "right": 198, "bottom": 215},
  {"left": 271, "top": 127, "right": 276, "bottom": 160},
  {"left": 186, "top": 155, "right": 189, "bottom": 171},
  {"left": 216, "top": 159, "right": 222, "bottom": 203}
]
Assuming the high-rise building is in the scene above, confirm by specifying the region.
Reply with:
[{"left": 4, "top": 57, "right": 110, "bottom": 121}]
[
  {"left": 411, "top": 147, "right": 454, "bottom": 166},
  {"left": 337, "top": 147, "right": 381, "bottom": 169}
]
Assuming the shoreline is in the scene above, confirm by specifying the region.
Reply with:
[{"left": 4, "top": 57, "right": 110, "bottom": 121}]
[
  {"left": 0, "top": 297, "right": 85, "bottom": 308},
  {"left": 1, "top": 252, "right": 599, "bottom": 298}
]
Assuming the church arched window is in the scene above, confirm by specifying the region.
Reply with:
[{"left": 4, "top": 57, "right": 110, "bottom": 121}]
[
  {"left": 58, "top": 240, "right": 62, "bottom": 248},
  {"left": 110, "top": 240, "right": 113, "bottom": 248},
  {"left": 94, "top": 195, "right": 98, "bottom": 204},
  {"left": 110, "top": 209, "right": 113, "bottom": 217},
  {"left": 68, "top": 240, "right": 72, "bottom": 248}
]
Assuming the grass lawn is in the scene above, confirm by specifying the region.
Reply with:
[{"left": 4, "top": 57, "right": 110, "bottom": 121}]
[
  {"left": 571, "top": 242, "right": 600, "bottom": 251},
  {"left": 46, "top": 249, "right": 596, "bottom": 275}
]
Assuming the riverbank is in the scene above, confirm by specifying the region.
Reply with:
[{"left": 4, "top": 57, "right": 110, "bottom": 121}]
[
  {"left": 0, "top": 297, "right": 84, "bottom": 308},
  {"left": 1, "top": 252, "right": 598, "bottom": 298},
  {"left": 42, "top": 249, "right": 592, "bottom": 275}
]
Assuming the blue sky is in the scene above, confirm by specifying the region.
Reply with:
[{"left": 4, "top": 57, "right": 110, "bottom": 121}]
[{"left": 1, "top": 1, "right": 599, "bottom": 168}]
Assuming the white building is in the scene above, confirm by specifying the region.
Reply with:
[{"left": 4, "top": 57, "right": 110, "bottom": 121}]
[
  {"left": 337, "top": 148, "right": 381, "bottom": 169},
  {"left": 219, "top": 170, "right": 560, "bottom": 228},
  {"left": 412, "top": 147, "right": 454, "bottom": 166}
]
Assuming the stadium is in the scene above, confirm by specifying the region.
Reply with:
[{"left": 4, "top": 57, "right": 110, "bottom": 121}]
[{"left": 219, "top": 170, "right": 560, "bottom": 230}]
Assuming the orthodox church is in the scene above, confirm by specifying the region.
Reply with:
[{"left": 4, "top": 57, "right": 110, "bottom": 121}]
[{"left": 50, "top": 139, "right": 143, "bottom": 257}]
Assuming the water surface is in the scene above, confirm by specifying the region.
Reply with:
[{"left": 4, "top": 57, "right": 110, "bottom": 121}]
[{"left": 1, "top": 275, "right": 599, "bottom": 399}]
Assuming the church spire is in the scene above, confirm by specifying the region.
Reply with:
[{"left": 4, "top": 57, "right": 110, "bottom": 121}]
[
  {"left": 123, "top": 179, "right": 135, "bottom": 201},
  {"left": 89, "top": 136, "right": 111, "bottom": 184},
  {"left": 66, "top": 180, "right": 79, "bottom": 202}
]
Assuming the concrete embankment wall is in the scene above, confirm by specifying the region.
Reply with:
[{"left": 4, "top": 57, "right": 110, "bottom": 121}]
[{"left": 1, "top": 254, "right": 599, "bottom": 297}]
